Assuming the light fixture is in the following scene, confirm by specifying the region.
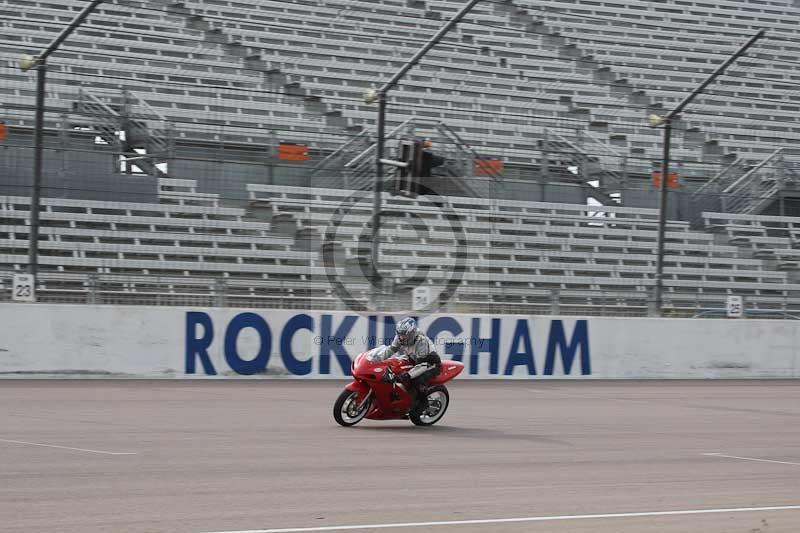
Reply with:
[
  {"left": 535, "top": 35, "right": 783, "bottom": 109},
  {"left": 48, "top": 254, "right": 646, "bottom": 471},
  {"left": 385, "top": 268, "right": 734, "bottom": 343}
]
[
  {"left": 363, "top": 88, "right": 379, "bottom": 105},
  {"left": 19, "top": 54, "right": 39, "bottom": 72},
  {"left": 647, "top": 113, "right": 667, "bottom": 128}
]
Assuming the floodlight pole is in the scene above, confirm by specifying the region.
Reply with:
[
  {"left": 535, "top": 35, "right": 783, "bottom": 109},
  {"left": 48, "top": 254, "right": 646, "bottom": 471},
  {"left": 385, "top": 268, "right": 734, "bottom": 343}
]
[
  {"left": 23, "top": 0, "right": 104, "bottom": 280},
  {"left": 370, "top": 0, "right": 482, "bottom": 303},
  {"left": 652, "top": 28, "right": 765, "bottom": 316}
]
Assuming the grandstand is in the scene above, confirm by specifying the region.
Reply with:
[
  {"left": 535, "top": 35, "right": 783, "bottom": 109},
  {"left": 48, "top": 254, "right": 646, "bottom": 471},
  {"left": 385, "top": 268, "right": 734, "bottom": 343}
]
[{"left": 2, "top": 0, "right": 800, "bottom": 316}]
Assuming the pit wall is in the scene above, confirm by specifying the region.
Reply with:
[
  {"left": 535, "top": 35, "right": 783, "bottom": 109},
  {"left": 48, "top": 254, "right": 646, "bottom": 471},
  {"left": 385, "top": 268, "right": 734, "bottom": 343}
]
[{"left": 1, "top": 304, "right": 798, "bottom": 378}]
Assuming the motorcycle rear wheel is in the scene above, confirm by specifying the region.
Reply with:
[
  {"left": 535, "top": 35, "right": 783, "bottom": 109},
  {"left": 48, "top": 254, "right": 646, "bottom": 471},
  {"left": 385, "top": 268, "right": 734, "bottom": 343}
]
[
  {"left": 333, "top": 389, "right": 371, "bottom": 427},
  {"left": 410, "top": 385, "right": 450, "bottom": 427}
]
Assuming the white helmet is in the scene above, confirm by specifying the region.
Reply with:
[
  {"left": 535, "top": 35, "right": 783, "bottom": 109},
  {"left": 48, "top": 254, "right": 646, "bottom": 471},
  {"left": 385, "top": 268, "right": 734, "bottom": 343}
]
[{"left": 396, "top": 317, "right": 418, "bottom": 346}]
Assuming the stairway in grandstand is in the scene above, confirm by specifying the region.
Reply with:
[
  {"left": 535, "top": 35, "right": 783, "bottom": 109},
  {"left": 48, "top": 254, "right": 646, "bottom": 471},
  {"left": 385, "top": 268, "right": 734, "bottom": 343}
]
[
  {"left": 71, "top": 88, "right": 173, "bottom": 177},
  {"left": 310, "top": 118, "right": 500, "bottom": 195}
]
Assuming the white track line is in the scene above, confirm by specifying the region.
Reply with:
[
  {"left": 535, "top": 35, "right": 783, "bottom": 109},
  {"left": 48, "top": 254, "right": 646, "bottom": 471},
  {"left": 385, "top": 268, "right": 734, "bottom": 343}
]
[
  {"left": 0, "top": 438, "right": 137, "bottom": 455},
  {"left": 703, "top": 452, "right": 800, "bottom": 466},
  {"left": 202, "top": 505, "right": 800, "bottom": 533}
]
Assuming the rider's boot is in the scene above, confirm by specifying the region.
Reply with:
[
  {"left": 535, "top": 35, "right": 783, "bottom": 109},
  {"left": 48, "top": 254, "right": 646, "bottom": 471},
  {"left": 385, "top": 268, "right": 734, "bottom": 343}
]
[{"left": 413, "top": 385, "right": 430, "bottom": 414}]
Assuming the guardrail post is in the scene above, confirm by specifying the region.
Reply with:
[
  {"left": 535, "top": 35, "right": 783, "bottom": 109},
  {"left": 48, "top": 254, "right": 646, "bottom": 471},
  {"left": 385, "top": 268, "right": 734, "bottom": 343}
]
[
  {"left": 647, "top": 287, "right": 658, "bottom": 317},
  {"left": 214, "top": 279, "right": 227, "bottom": 308},
  {"left": 87, "top": 274, "right": 98, "bottom": 305},
  {"left": 550, "top": 288, "right": 560, "bottom": 315}
]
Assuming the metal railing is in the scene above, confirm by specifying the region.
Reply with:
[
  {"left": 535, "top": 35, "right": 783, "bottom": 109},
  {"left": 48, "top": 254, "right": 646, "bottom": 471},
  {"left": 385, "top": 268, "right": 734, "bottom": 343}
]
[
  {"left": 4, "top": 271, "right": 800, "bottom": 318},
  {"left": 692, "top": 309, "right": 800, "bottom": 320},
  {"left": 541, "top": 129, "right": 624, "bottom": 204},
  {"left": 721, "top": 149, "right": 785, "bottom": 214}
]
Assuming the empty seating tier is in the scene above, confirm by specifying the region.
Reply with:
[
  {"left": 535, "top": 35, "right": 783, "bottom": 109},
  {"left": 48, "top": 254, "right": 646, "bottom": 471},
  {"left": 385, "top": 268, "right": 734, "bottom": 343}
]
[{"left": 6, "top": 185, "right": 798, "bottom": 316}]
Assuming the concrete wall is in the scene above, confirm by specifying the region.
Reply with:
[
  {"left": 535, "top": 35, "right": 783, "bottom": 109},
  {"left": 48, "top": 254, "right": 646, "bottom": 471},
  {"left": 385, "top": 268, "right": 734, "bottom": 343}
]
[
  {"left": 0, "top": 304, "right": 797, "bottom": 379},
  {"left": 0, "top": 143, "right": 158, "bottom": 202}
]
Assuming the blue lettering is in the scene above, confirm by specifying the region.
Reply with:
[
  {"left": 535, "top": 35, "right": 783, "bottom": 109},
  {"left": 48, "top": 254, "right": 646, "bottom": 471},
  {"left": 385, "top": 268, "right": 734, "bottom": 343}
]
[
  {"left": 367, "top": 315, "right": 377, "bottom": 350},
  {"left": 544, "top": 320, "right": 591, "bottom": 375},
  {"left": 367, "top": 315, "right": 397, "bottom": 349},
  {"left": 319, "top": 314, "right": 356, "bottom": 375},
  {"left": 185, "top": 312, "right": 216, "bottom": 375},
  {"left": 381, "top": 316, "right": 397, "bottom": 346},
  {"left": 426, "top": 316, "right": 464, "bottom": 361},
  {"left": 224, "top": 312, "right": 271, "bottom": 375},
  {"left": 280, "top": 314, "right": 314, "bottom": 375},
  {"left": 504, "top": 319, "right": 536, "bottom": 376},
  {"left": 469, "top": 318, "right": 501, "bottom": 375}
]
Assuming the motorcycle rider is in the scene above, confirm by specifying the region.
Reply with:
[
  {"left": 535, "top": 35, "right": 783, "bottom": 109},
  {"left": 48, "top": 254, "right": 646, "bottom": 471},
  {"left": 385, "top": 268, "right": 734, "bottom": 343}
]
[{"left": 386, "top": 317, "right": 441, "bottom": 411}]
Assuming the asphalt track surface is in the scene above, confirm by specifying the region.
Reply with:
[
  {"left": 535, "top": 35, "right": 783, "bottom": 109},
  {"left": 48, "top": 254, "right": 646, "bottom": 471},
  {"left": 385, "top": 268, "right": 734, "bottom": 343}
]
[{"left": 1, "top": 380, "right": 799, "bottom": 533}]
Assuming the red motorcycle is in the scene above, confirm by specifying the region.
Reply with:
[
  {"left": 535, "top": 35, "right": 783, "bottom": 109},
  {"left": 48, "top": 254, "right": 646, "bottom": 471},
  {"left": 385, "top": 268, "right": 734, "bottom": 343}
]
[{"left": 333, "top": 345, "right": 464, "bottom": 427}]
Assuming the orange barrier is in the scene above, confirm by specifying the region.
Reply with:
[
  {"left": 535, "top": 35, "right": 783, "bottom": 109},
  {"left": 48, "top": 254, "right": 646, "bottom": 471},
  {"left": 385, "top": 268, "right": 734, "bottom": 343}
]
[
  {"left": 278, "top": 143, "right": 309, "bottom": 161},
  {"left": 652, "top": 171, "right": 680, "bottom": 189},
  {"left": 474, "top": 158, "right": 502, "bottom": 175}
]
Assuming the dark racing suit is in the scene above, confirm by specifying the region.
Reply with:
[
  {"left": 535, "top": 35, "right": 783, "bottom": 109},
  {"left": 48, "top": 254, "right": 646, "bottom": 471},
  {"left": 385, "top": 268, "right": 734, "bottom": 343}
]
[{"left": 386, "top": 331, "right": 441, "bottom": 407}]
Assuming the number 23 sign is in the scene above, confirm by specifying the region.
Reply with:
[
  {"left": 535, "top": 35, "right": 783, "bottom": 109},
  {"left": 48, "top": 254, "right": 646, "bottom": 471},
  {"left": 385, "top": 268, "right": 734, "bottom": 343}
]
[{"left": 12, "top": 274, "right": 35, "bottom": 302}]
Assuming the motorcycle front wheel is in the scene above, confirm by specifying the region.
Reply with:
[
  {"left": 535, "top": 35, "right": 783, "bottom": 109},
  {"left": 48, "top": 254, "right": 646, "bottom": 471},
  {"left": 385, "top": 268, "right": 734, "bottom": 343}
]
[
  {"left": 333, "top": 389, "right": 371, "bottom": 427},
  {"left": 410, "top": 385, "right": 450, "bottom": 427}
]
